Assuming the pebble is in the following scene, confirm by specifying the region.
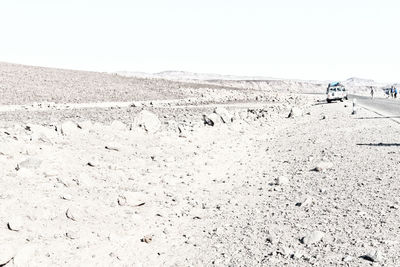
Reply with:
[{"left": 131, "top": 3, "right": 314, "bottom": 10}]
[
  {"left": 313, "top": 161, "right": 333, "bottom": 172},
  {"left": 276, "top": 176, "right": 289, "bottom": 186},
  {"left": 266, "top": 231, "right": 276, "bottom": 244},
  {"left": 133, "top": 110, "right": 161, "bottom": 133},
  {"left": 66, "top": 208, "right": 78, "bottom": 221},
  {"left": 288, "top": 107, "right": 303, "bottom": 118},
  {"left": 77, "top": 120, "right": 93, "bottom": 130},
  {"left": 203, "top": 113, "right": 222, "bottom": 126},
  {"left": 110, "top": 120, "right": 127, "bottom": 131},
  {"left": 140, "top": 235, "right": 153, "bottom": 243},
  {"left": 60, "top": 121, "right": 79, "bottom": 136},
  {"left": 7, "top": 216, "right": 23, "bottom": 231},
  {"left": 17, "top": 157, "right": 42, "bottom": 170},
  {"left": 0, "top": 245, "right": 16, "bottom": 265},
  {"left": 60, "top": 194, "right": 73, "bottom": 201},
  {"left": 342, "top": 255, "right": 353, "bottom": 262},
  {"left": 277, "top": 246, "right": 291, "bottom": 257},
  {"left": 214, "top": 107, "right": 233, "bottom": 124},
  {"left": 291, "top": 250, "right": 303, "bottom": 259},
  {"left": 43, "top": 170, "right": 58, "bottom": 177},
  {"left": 105, "top": 143, "right": 120, "bottom": 151},
  {"left": 296, "top": 196, "right": 314, "bottom": 207},
  {"left": 361, "top": 250, "right": 383, "bottom": 262},
  {"left": 301, "top": 230, "right": 324, "bottom": 245},
  {"left": 12, "top": 244, "right": 36, "bottom": 267},
  {"left": 65, "top": 231, "right": 79, "bottom": 240},
  {"left": 117, "top": 192, "right": 146, "bottom": 207}
]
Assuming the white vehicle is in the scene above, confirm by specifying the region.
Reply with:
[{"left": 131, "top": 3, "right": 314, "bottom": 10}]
[{"left": 326, "top": 82, "right": 348, "bottom": 103}]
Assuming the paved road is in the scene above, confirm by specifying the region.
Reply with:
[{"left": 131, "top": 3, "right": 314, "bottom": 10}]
[{"left": 348, "top": 94, "right": 400, "bottom": 117}]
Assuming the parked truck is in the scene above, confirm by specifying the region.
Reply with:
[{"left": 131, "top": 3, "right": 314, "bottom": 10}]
[{"left": 326, "top": 82, "right": 348, "bottom": 103}]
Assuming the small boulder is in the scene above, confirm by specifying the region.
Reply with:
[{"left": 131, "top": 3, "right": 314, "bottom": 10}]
[
  {"left": 361, "top": 250, "right": 383, "bottom": 263},
  {"left": 140, "top": 235, "right": 153, "bottom": 243},
  {"left": 313, "top": 161, "right": 333, "bottom": 172},
  {"left": 296, "top": 196, "right": 314, "bottom": 207},
  {"left": 288, "top": 107, "right": 303, "bottom": 118},
  {"left": 342, "top": 255, "right": 353, "bottom": 262},
  {"left": 7, "top": 216, "right": 23, "bottom": 231},
  {"left": 17, "top": 157, "right": 42, "bottom": 170},
  {"left": 12, "top": 244, "right": 36, "bottom": 267},
  {"left": 118, "top": 192, "right": 146, "bottom": 207},
  {"left": 60, "top": 194, "right": 73, "bottom": 201},
  {"left": 203, "top": 113, "right": 223, "bottom": 126},
  {"left": 133, "top": 110, "right": 161, "bottom": 133},
  {"left": 27, "top": 124, "right": 57, "bottom": 143},
  {"left": 214, "top": 107, "right": 233, "bottom": 123},
  {"left": 66, "top": 208, "right": 79, "bottom": 221},
  {"left": 301, "top": 230, "right": 324, "bottom": 245},
  {"left": 110, "top": 120, "right": 127, "bottom": 131},
  {"left": 276, "top": 176, "right": 289, "bottom": 186},
  {"left": 0, "top": 245, "right": 16, "bottom": 266},
  {"left": 60, "top": 121, "right": 79, "bottom": 136},
  {"left": 105, "top": 143, "right": 121, "bottom": 151},
  {"left": 77, "top": 120, "right": 93, "bottom": 130}
]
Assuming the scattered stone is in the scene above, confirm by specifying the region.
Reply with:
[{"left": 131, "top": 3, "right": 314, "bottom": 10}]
[
  {"left": 130, "top": 101, "right": 143, "bottom": 108},
  {"left": 110, "top": 120, "right": 127, "bottom": 131},
  {"left": 43, "top": 170, "right": 58, "bottom": 177},
  {"left": 66, "top": 208, "right": 78, "bottom": 221},
  {"left": 266, "top": 231, "right": 276, "bottom": 244},
  {"left": 214, "top": 107, "right": 233, "bottom": 123},
  {"left": 342, "top": 255, "right": 353, "bottom": 262},
  {"left": 60, "top": 121, "right": 79, "bottom": 136},
  {"left": 319, "top": 188, "right": 327, "bottom": 194},
  {"left": 16, "top": 157, "right": 42, "bottom": 170},
  {"left": 77, "top": 173, "right": 94, "bottom": 187},
  {"left": 361, "top": 250, "right": 383, "bottom": 263},
  {"left": 203, "top": 113, "right": 222, "bottom": 126},
  {"left": 105, "top": 143, "right": 120, "bottom": 151},
  {"left": 12, "top": 244, "right": 36, "bottom": 267},
  {"left": 296, "top": 196, "right": 314, "bottom": 207},
  {"left": 7, "top": 216, "right": 23, "bottom": 231},
  {"left": 77, "top": 120, "right": 93, "bottom": 130},
  {"left": 277, "top": 246, "right": 292, "bottom": 257},
  {"left": 313, "top": 161, "right": 333, "bottom": 172},
  {"left": 0, "top": 245, "right": 16, "bottom": 266},
  {"left": 288, "top": 107, "right": 303, "bottom": 118},
  {"left": 140, "top": 235, "right": 153, "bottom": 243},
  {"left": 117, "top": 192, "right": 146, "bottom": 207},
  {"left": 60, "top": 194, "right": 73, "bottom": 201},
  {"left": 291, "top": 250, "right": 303, "bottom": 259},
  {"left": 29, "top": 124, "right": 56, "bottom": 143},
  {"left": 133, "top": 110, "right": 161, "bottom": 133},
  {"left": 65, "top": 231, "right": 79, "bottom": 240},
  {"left": 276, "top": 176, "right": 289, "bottom": 186},
  {"left": 87, "top": 162, "right": 96, "bottom": 167},
  {"left": 301, "top": 230, "right": 325, "bottom": 245}
]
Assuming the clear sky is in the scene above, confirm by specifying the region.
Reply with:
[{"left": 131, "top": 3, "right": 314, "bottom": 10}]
[{"left": 0, "top": 0, "right": 399, "bottom": 82}]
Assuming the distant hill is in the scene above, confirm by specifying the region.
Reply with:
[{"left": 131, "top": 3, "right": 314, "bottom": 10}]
[
  {"left": 115, "top": 70, "right": 276, "bottom": 81},
  {"left": 343, "top": 77, "right": 378, "bottom": 87}
]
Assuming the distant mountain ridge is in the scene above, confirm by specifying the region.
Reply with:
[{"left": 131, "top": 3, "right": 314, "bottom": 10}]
[
  {"left": 115, "top": 70, "right": 277, "bottom": 81},
  {"left": 115, "top": 70, "right": 395, "bottom": 88}
]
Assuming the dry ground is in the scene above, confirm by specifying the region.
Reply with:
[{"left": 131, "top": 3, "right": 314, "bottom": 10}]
[
  {"left": 0, "top": 94, "right": 399, "bottom": 266},
  {"left": 0, "top": 63, "right": 399, "bottom": 266}
]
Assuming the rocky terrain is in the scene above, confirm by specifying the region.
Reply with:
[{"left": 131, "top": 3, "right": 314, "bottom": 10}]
[{"left": 0, "top": 62, "right": 399, "bottom": 266}]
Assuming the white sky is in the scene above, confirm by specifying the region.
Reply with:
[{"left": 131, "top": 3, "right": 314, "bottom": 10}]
[{"left": 0, "top": 0, "right": 399, "bottom": 82}]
